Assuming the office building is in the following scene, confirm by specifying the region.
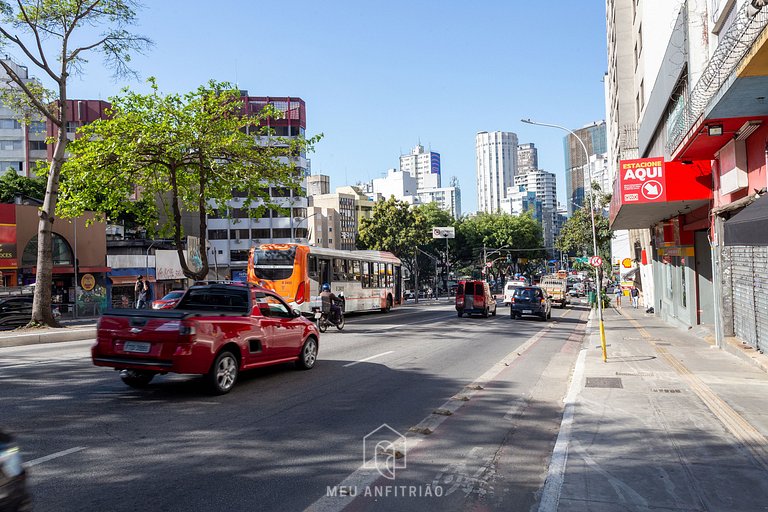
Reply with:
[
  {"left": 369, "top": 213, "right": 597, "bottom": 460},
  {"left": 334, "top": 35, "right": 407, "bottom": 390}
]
[
  {"left": 400, "top": 144, "right": 440, "bottom": 190},
  {"left": 476, "top": 131, "right": 518, "bottom": 213},
  {"left": 517, "top": 143, "right": 539, "bottom": 176},
  {"left": 563, "top": 121, "right": 607, "bottom": 216}
]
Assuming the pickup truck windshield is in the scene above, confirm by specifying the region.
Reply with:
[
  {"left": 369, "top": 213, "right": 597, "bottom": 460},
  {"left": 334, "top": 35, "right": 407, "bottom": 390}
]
[{"left": 176, "top": 287, "right": 250, "bottom": 313}]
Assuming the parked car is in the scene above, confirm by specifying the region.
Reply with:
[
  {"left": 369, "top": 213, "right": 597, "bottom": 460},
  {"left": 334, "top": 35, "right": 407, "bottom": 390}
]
[
  {"left": 0, "top": 296, "right": 60, "bottom": 329},
  {"left": 510, "top": 286, "right": 552, "bottom": 321},
  {"left": 0, "top": 429, "right": 31, "bottom": 512},
  {"left": 93, "top": 283, "right": 320, "bottom": 394},
  {"left": 151, "top": 290, "right": 185, "bottom": 309},
  {"left": 456, "top": 280, "right": 497, "bottom": 318}
]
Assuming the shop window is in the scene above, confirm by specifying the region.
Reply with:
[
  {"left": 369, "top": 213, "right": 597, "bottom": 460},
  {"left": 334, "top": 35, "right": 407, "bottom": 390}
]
[{"left": 22, "top": 233, "right": 73, "bottom": 266}]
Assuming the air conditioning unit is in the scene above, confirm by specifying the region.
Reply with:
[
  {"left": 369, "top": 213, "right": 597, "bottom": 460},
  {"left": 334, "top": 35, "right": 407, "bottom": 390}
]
[{"left": 717, "top": 140, "right": 748, "bottom": 195}]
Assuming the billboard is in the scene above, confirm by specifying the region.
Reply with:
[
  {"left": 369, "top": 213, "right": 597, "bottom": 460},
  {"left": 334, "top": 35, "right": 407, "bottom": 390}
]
[
  {"left": 430, "top": 152, "right": 441, "bottom": 175},
  {"left": 619, "top": 157, "right": 666, "bottom": 204}
]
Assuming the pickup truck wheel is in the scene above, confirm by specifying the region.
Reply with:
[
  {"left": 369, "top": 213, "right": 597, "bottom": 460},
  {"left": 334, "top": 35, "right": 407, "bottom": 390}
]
[
  {"left": 208, "top": 351, "right": 238, "bottom": 395},
  {"left": 296, "top": 337, "right": 318, "bottom": 370},
  {"left": 120, "top": 369, "right": 155, "bottom": 389}
]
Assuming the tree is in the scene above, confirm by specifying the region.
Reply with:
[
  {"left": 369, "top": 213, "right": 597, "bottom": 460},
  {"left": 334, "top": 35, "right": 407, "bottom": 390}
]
[
  {"left": 455, "top": 212, "right": 544, "bottom": 279},
  {"left": 0, "top": 0, "right": 151, "bottom": 326},
  {"left": 0, "top": 170, "right": 46, "bottom": 203},
  {"left": 556, "top": 183, "right": 613, "bottom": 273},
  {"left": 58, "top": 79, "right": 320, "bottom": 281},
  {"left": 357, "top": 197, "right": 425, "bottom": 276}
]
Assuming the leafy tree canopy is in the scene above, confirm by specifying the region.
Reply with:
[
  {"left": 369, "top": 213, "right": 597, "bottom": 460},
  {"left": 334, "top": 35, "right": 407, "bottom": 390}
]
[
  {"left": 0, "top": 170, "right": 46, "bottom": 203},
  {"left": 59, "top": 78, "right": 320, "bottom": 280},
  {"left": 556, "top": 184, "right": 613, "bottom": 272}
]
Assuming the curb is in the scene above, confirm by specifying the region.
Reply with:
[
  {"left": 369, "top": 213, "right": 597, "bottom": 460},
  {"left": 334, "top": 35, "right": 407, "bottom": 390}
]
[
  {"left": 721, "top": 336, "right": 768, "bottom": 375},
  {"left": 0, "top": 327, "right": 96, "bottom": 349}
]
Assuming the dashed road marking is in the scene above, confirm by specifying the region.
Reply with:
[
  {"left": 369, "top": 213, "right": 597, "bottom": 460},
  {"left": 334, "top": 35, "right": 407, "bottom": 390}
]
[
  {"left": 25, "top": 446, "right": 87, "bottom": 468},
  {"left": 343, "top": 351, "right": 395, "bottom": 368}
]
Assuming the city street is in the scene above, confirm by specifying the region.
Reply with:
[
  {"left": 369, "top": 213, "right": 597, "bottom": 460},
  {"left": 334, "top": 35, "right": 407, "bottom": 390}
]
[
  {"left": 0, "top": 302, "right": 588, "bottom": 512},
  {"left": 6, "top": 300, "right": 768, "bottom": 512}
]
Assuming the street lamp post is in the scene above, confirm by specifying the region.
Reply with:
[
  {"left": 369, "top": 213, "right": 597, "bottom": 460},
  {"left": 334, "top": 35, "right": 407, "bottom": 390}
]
[{"left": 522, "top": 118, "right": 608, "bottom": 362}]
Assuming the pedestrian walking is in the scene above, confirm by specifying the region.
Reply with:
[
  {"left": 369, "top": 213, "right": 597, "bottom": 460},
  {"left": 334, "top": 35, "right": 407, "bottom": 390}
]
[
  {"left": 630, "top": 286, "right": 639, "bottom": 309},
  {"left": 614, "top": 285, "right": 622, "bottom": 307},
  {"left": 135, "top": 276, "right": 147, "bottom": 309}
]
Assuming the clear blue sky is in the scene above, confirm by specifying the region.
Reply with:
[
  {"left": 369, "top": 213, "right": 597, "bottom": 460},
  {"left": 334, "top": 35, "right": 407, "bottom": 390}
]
[{"left": 45, "top": 0, "right": 607, "bottom": 213}]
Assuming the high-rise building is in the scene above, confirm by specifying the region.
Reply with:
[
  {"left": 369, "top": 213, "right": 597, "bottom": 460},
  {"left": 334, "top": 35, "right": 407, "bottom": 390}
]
[
  {"left": 476, "top": 131, "right": 518, "bottom": 213},
  {"left": 400, "top": 144, "right": 440, "bottom": 190},
  {"left": 0, "top": 56, "right": 47, "bottom": 177},
  {"left": 307, "top": 174, "right": 330, "bottom": 196},
  {"left": 517, "top": 143, "right": 539, "bottom": 176},
  {"left": 206, "top": 95, "right": 309, "bottom": 276},
  {"left": 417, "top": 185, "right": 462, "bottom": 219},
  {"left": 307, "top": 185, "right": 376, "bottom": 250},
  {"left": 503, "top": 169, "right": 558, "bottom": 250},
  {"left": 372, "top": 168, "right": 419, "bottom": 203},
  {"left": 563, "top": 121, "right": 607, "bottom": 216}
]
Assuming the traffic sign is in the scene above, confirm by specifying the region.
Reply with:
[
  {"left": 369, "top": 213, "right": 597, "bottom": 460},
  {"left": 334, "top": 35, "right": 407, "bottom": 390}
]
[
  {"left": 432, "top": 227, "right": 455, "bottom": 239},
  {"left": 589, "top": 256, "right": 603, "bottom": 267}
]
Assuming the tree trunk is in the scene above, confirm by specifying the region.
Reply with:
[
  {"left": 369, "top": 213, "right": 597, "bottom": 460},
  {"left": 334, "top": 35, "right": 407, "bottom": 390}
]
[{"left": 30, "top": 125, "right": 67, "bottom": 327}]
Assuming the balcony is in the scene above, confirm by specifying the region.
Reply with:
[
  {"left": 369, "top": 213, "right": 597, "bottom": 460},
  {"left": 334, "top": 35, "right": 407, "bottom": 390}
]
[{"left": 666, "top": 2, "right": 768, "bottom": 159}]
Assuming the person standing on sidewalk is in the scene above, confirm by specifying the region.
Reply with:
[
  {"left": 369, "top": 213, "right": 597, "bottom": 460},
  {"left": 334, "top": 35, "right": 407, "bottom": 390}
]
[
  {"left": 630, "top": 286, "right": 639, "bottom": 309},
  {"left": 614, "top": 284, "right": 622, "bottom": 307},
  {"left": 135, "top": 276, "right": 147, "bottom": 309}
]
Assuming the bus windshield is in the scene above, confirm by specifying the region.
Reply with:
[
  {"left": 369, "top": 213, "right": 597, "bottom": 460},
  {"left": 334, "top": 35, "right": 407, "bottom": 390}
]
[{"left": 251, "top": 247, "right": 297, "bottom": 281}]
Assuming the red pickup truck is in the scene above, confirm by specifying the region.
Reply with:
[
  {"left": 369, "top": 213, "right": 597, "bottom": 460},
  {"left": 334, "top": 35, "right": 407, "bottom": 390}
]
[{"left": 92, "top": 283, "right": 320, "bottom": 394}]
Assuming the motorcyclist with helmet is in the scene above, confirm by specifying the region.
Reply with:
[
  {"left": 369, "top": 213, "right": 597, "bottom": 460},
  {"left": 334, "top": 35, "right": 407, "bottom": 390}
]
[{"left": 320, "top": 283, "right": 343, "bottom": 324}]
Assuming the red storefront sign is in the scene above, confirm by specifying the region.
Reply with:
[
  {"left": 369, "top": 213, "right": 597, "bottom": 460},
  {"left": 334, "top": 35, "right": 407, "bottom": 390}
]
[
  {"left": 0, "top": 204, "right": 17, "bottom": 269},
  {"left": 619, "top": 158, "right": 666, "bottom": 204}
]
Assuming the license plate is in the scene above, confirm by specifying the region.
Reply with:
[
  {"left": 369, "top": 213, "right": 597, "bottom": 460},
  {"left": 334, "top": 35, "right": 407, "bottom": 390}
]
[
  {"left": 522, "top": 310, "right": 532, "bottom": 314},
  {"left": 123, "top": 341, "right": 151, "bottom": 354},
  {"left": 314, "top": 312, "right": 322, "bottom": 319}
]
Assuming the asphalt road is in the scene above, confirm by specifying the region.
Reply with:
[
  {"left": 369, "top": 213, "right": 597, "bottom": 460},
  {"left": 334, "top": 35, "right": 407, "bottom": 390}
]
[{"left": 0, "top": 301, "right": 589, "bottom": 512}]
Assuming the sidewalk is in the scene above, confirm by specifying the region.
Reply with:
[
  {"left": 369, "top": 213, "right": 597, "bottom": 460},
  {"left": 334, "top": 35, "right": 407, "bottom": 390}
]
[
  {"left": 0, "top": 317, "right": 97, "bottom": 349},
  {"left": 548, "top": 304, "right": 768, "bottom": 511}
]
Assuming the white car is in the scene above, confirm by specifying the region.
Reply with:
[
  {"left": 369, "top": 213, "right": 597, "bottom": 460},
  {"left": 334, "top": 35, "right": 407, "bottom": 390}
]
[{"left": 503, "top": 280, "right": 527, "bottom": 305}]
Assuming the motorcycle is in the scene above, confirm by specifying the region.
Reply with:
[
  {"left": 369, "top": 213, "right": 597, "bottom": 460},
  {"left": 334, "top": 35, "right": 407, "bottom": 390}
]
[{"left": 312, "top": 296, "right": 345, "bottom": 333}]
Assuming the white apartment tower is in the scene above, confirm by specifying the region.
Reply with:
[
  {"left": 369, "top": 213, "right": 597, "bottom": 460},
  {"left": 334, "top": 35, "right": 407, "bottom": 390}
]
[
  {"left": 400, "top": 144, "right": 441, "bottom": 190},
  {"left": 476, "top": 131, "right": 518, "bottom": 213}
]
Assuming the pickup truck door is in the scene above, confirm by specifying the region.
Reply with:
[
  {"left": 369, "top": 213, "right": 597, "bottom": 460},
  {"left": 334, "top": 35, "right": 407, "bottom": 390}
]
[{"left": 261, "top": 294, "right": 305, "bottom": 359}]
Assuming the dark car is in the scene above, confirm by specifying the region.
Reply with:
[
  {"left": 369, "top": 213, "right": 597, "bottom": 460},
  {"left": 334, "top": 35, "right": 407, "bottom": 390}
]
[
  {"left": 0, "top": 430, "right": 32, "bottom": 512},
  {"left": 510, "top": 286, "right": 552, "bottom": 321},
  {"left": 0, "top": 297, "right": 34, "bottom": 329}
]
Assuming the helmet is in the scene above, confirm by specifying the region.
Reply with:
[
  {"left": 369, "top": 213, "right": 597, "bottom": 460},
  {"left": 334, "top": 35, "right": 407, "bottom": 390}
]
[{"left": 321, "top": 283, "right": 331, "bottom": 292}]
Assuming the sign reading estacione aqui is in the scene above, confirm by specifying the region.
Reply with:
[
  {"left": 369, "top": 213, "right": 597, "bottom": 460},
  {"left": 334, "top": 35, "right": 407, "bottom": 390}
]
[{"left": 619, "top": 157, "right": 667, "bottom": 204}]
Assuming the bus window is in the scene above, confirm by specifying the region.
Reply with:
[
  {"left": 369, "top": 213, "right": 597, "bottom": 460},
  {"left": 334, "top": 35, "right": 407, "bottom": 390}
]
[
  {"left": 308, "top": 255, "right": 318, "bottom": 279},
  {"left": 319, "top": 258, "right": 331, "bottom": 285},
  {"left": 361, "top": 260, "right": 370, "bottom": 288},
  {"left": 333, "top": 258, "right": 345, "bottom": 281},
  {"left": 386, "top": 263, "right": 393, "bottom": 288},
  {"left": 352, "top": 260, "right": 361, "bottom": 282}
]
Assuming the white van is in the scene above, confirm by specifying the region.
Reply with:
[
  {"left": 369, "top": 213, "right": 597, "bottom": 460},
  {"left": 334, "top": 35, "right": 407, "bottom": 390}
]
[{"left": 503, "top": 280, "right": 528, "bottom": 305}]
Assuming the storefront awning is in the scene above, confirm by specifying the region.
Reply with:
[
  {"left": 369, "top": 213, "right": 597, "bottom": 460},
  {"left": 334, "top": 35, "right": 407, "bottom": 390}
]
[
  {"left": 724, "top": 193, "right": 768, "bottom": 246},
  {"left": 610, "top": 158, "right": 713, "bottom": 230},
  {"left": 109, "top": 275, "right": 157, "bottom": 286}
]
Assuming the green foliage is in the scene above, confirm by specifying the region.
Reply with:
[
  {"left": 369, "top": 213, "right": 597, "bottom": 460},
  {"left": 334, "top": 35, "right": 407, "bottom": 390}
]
[
  {"left": 454, "top": 212, "right": 544, "bottom": 278},
  {"left": 59, "top": 78, "right": 321, "bottom": 280},
  {"left": 357, "top": 197, "right": 424, "bottom": 271},
  {"left": 0, "top": 171, "right": 46, "bottom": 203},
  {"left": 556, "top": 184, "right": 613, "bottom": 272}
]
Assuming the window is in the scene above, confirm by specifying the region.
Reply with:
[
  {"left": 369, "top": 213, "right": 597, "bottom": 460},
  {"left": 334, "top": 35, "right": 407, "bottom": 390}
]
[
  {"left": 252, "top": 228, "right": 271, "bottom": 239},
  {"left": 272, "top": 228, "right": 292, "bottom": 239},
  {"left": 230, "top": 250, "right": 249, "bottom": 262},
  {"left": 29, "top": 121, "right": 46, "bottom": 133},
  {"left": 295, "top": 228, "right": 308, "bottom": 238},
  {"left": 22, "top": 233, "right": 72, "bottom": 266},
  {"left": 28, "top": 140, "right": 47, "bottom": 151},
  {"left": 66, "top": 121, "right": 81, "bottom": 132},
  {"left": 271, "top": 187, "right": 292, "bottom": 198},
  {"left": 293, "top": 207, "right": 307, "bottom": 219},
  {"left": 0, "top": 119, "right": 21, "bottom": 129},
  {"left": 0, "top": 161, "right": 22, "bottom": 172},
  {"left": 230, "top": 229, "right": 249, "bottom": 241},
  {"left": 352, "top": 260, "right": 361, "bottom": 282},
  {"left": 208, "top": 229, "right": 228, "bottom": 240},
  {"left": 262, "top": 295, "right": 292, "bottom": 318},
  {"left": 1, "top": 140, "right": 23, "bottom": 151},
  {"left": 260, "top": 208, "right": 273, "bottom": 219},
  {"left": 362, "top": 261, "right": 370, "bottom": 288}
]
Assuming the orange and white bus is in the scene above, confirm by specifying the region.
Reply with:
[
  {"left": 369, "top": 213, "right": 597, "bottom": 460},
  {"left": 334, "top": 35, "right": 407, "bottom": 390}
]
[{"left": 247, "top": 244, "right": 403, "bottom": 314}]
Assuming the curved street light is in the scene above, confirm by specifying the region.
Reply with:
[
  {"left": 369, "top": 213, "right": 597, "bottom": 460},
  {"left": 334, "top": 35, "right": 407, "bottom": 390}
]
[{"left": 521, "top": 118, "right": 608, "bottom": 362}]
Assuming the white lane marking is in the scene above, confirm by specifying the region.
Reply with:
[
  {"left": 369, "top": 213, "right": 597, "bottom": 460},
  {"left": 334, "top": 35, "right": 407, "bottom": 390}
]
[
  {"left": 25, "top": 446, "right": 87, "bottom": 468},
  {"left": 537, "top": 346, "right": 588, "bottom": 512},
  {"left": 343, "top": 351, "right": 394, "bottom": 368},
  {"left": 307, "top": 323, "right": 560, "bottom": 512}
]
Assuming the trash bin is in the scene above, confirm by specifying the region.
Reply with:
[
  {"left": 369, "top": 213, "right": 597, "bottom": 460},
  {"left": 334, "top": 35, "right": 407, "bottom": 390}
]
[{"left": 588, "top": 291, "right": 597, "bottom": 304}]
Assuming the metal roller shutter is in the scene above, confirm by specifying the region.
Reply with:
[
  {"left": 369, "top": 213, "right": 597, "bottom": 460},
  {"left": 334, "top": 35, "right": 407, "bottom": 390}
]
[
  {"left": 730, "top": 246, "right": 757, "bottom": 348},
  {"left": 755, "top": 247, "right": 768, "bottom": 352}
]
